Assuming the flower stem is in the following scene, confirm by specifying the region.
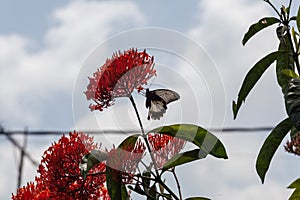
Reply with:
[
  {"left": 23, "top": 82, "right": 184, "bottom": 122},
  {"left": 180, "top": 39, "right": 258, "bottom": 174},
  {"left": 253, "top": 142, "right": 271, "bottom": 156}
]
[
  {"left": 131, "top": 176, "right": 172, "bottom": 200},
  {"left": 172, "top": 168, "right": 183, "bottom": 200},
  {"left": 156, "top": 178, "right": 180, "bottom": 200},
  {"left": 129, "top": 96, "right": 179, "bottom": 200},
  {"left": 129, "top": 96, "right": 159, "bottom": 175}
]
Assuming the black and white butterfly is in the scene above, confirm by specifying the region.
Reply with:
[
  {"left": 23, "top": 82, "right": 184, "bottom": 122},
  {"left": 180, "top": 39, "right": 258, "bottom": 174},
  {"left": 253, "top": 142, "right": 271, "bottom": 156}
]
[{"left": 145, "top": 88, "right": 180, "bottom": 120}]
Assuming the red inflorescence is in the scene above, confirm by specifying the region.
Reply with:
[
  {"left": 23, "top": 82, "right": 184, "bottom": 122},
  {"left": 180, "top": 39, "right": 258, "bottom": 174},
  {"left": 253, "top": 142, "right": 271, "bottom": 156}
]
[
  {"left": 12, "top": 177, "right": 50, "bottom": 200},
  {"left": 12, "top": 132, "right": 110, "bottom": 200},
  {"left": 107, "top": 138, "right": 146, "bottom": 184},
  {"left": 285, "top": 132, "right": 300, "bottom": 156},
  {"left": 148, "top": 133, "right": 186, "bottom": 168},
  {"left": 85, "top": 48, "right": 156, "bottom": 111}
]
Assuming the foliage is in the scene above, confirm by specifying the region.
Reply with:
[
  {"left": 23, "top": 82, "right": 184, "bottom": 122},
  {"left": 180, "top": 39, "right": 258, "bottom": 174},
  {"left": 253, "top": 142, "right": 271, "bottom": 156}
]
[{"left": 233, "top": 0, "right": 300, "bottom": 198}]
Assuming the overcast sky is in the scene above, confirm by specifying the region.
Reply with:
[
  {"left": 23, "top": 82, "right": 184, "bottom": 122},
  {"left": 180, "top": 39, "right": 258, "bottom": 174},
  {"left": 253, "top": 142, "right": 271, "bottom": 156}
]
[{"left": 1, "top": 0, "right": 300, "bottom": 199}]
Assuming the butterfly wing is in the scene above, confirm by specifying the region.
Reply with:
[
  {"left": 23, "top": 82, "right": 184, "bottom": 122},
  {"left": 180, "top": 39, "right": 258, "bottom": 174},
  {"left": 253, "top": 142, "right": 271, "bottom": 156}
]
[
  {"left": 152, "top": 89, "right": 180, "bottom": 104},
  {"left": 146, "top": 89, "right": 180, "bottom": 120},
  {"left": 147, "top": 100, "right": 167, "bottom": 120}
]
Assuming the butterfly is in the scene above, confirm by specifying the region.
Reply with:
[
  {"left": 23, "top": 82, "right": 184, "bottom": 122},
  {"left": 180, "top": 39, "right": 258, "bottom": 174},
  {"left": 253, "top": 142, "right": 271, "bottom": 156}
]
[{"left": 145, "top": 88, "right": 180, "bottom": 120}]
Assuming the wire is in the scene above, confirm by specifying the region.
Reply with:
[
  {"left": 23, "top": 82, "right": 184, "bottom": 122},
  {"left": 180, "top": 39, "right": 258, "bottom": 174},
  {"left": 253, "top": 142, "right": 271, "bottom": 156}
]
[
  {"left": 4, "top": 133, "right": 39, "bottom": 166},
  {"left": 0, "top": 125, "right": 293, "bottom": 191},
  {"left": 0, "top": 126, "right": 275, "bottom": 136},
  {"left": 17, "top": 128, "right": 28, "bottom": 188}
]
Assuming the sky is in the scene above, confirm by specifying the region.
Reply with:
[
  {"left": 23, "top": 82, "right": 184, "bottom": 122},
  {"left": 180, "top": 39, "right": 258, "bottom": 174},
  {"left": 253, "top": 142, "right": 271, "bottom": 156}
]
[{"left": 1, "top": 0, "right": 300, "bottom": 199}]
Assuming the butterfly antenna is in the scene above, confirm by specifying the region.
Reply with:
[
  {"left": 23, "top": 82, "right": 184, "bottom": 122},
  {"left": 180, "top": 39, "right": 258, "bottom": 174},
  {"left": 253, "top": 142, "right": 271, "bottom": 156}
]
[
  {"left": 144, "top": 74, "right": 157, "bottom": 93},
  {"left": 140, "top": 90, "right": 146, "bottom": 96},
  {"left": 136, "top": 75, "right": 156, "bottom": 97},
  {"left": 139, "top": 90, "right": 146, "bottom": 96}
]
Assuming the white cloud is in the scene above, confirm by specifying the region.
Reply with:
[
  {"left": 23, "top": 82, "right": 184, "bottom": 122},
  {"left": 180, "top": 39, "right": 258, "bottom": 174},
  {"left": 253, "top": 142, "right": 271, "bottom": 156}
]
[
  {"left": 173, "top": 133, "right": 298, "bottom": 200},
  {"left": 0, "top": 0, "right": 145, "bottom": 129},
  {"left": 0, "top": 1, "right": 145, "bottom": 199},
  {"left": 188, "top": 0, "right": 287, "bottom": 126},
  {"left": 179, "top": 1, "right": 300, "bottom": 199},
  {"left": 2, "top": 0, "right": 299, "bottom": 199}
]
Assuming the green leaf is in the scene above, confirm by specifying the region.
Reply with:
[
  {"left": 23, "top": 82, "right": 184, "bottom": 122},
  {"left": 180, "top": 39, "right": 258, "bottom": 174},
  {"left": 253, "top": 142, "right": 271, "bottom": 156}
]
[
  {"left": 118, "top": 134, "right": 140, "bottom": 149},
  {"left": 233, "top": 51, "right": 286, "bottom": 119},
  {"left": 288, "top": 178, "right": 300, "bottom": 188},
  {"left": 106, "top": 166, "right": 129, "bottom": 200},
  {"left": 129, "top": 184, "right": 146, "bottom": 196},
  {"left": 281, "top": 69, "right": 299, "bottom": 79},
  {"left": 142, "top": 171, "right": 151, "bottom": 194},
  {"left": 276, "top": 35, "right": 294, "bottom": 91},
  {"left": 162, "top": 149, "right": 207, "bottom": 171},
  {"left": 105, "top": 135, "right": 141, "bottom": 199},
  {"left": 288, "top": 178, "right": 300, "bottom": 200},
  {"left": 106, "top": 166, "right": 122, "bottom": 200},
  {"left": 281, "top": 5, "right": 288, "bottom": 16},
  {"left": 284, "top": 78, "right": 300, "bottom": 130},
  {"left": 162, "top": 194, "right": 172, "bottom": 199},
  {"left": 147, "top": 184, "right": 157, "bottom": 200},
  {"left": 185, "top": 197, "right": 211, "bottom": 200},
  {"left": 290, "top": 126, "right": 298, "bottom": 137},
  {"left": 256, "top": 118, "right": 293, "bottom": 183},
  {"left": 297, "top": 6, "right": 300, "bottom": 32},
  {"left": 148, "top": 124, "right": 228, "bottom": 159},
  {"left": 291, "top": 27, "right": 299, "bottom": 52},
  {"left": 121, "top": 185, "right": 129, "bottom": 200},
  {"left": 158, "top": 179, "right": 165, "bottom": 195},
  {"left": 106, "top": 134, "right": 140, "bottom": 199},
  {"left": 291, "top": 16, "right": 297, "bottom": 21},
  {"left": 242, "top": 17, "right": 281, "bottom": 45},
  {"left": 289, "top": 189, "right": 300, "bottom": 200},
  {"left": 80, "top": 149, "right": 108, "bottom": 179}
]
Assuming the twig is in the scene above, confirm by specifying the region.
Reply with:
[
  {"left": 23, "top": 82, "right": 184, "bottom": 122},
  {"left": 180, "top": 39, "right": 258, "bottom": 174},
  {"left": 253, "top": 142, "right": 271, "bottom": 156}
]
[
  {"left": 286, "top": 28, "right": 300, "bottom": 74},
  {"left": 130, "top": 176, "right": 173, "bottom": 200},
  {"left": 4, "top": 133, "right": 38, "bottom": 166},
  {"left": 129, "top": 96, "right": 179, "bottom": 200},
  {"left": 129, "top": 96, "right": 159, "bottom": 175},
  {"left": 17, "top": 128, "right": 28, "bottom": 189},
  {"left": 287, "top": 0, "right": 293, "bottom": 20},
  {"left": 264, "top": 0, "right": 283, "bottom": 21},
  {"left": 172, "top": 168, "right": 183, "bottom": 200}
]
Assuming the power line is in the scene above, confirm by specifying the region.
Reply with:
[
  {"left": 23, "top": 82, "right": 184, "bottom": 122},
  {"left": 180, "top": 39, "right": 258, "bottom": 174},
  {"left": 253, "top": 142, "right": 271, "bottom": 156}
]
[
  {"left": 17, "top": 128, "right": 28, "bottom": 189},
  {"left": 4, "top": 132, "right": 38, "bottom": 166},
  {"left": 0, "top": 125, "right": 276, "bottom": 190},
  {"left": 210, "top": 126, "right": 274, "bottom": 132},
  {"left": 0, "top": 126, "right": 275, "bottom": 136}
]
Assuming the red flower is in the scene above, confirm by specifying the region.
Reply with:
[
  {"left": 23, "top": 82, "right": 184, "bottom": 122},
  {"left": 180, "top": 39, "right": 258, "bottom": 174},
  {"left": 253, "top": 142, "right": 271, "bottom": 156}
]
[
  {"left": 13, "top": 132, "right": 110, "bottom": 200},
  {"left": 148, "top": 133, "right": 186, "bottom": 168},
  {"left": 285, "top": 132, "right": 300, "bottom": 156},
  {"left": 12, "top": 177, "right": 50, "bottom": 200},
  {"left": 85, "top": 48, "right": 156, "bottom": 111},
  {"left": 107, "top": 139, "right": 146, "bottom": 183},
  {"left": 37, "top": 131, "right": 108, "bottom": 200}
]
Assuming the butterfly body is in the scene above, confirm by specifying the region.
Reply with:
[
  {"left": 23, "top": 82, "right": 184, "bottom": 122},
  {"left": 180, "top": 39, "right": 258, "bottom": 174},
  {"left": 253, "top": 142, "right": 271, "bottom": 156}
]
[{"left": 145, "top": 89, "right": 180, "bottom": 120}]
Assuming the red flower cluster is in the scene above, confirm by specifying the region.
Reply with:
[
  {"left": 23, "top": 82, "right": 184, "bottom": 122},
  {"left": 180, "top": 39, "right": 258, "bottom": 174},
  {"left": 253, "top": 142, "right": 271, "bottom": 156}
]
[
  {"left": 85, "top": 48, "right": 156, "bottom": 111},
  {"left": 148, "top": 133, "right": 186, "bottom": 168},
  {"left": 12, "top": 177, "right": 50, "bottom": 200},
  {"left": 285, "top": 132, "right": 300, "bottom": 156},
  {"left": 107, "top": 139, "right": 146, "bottom": 183},
  {"left": 12, "top": 132, "right": 109, "bottom": 200}
]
